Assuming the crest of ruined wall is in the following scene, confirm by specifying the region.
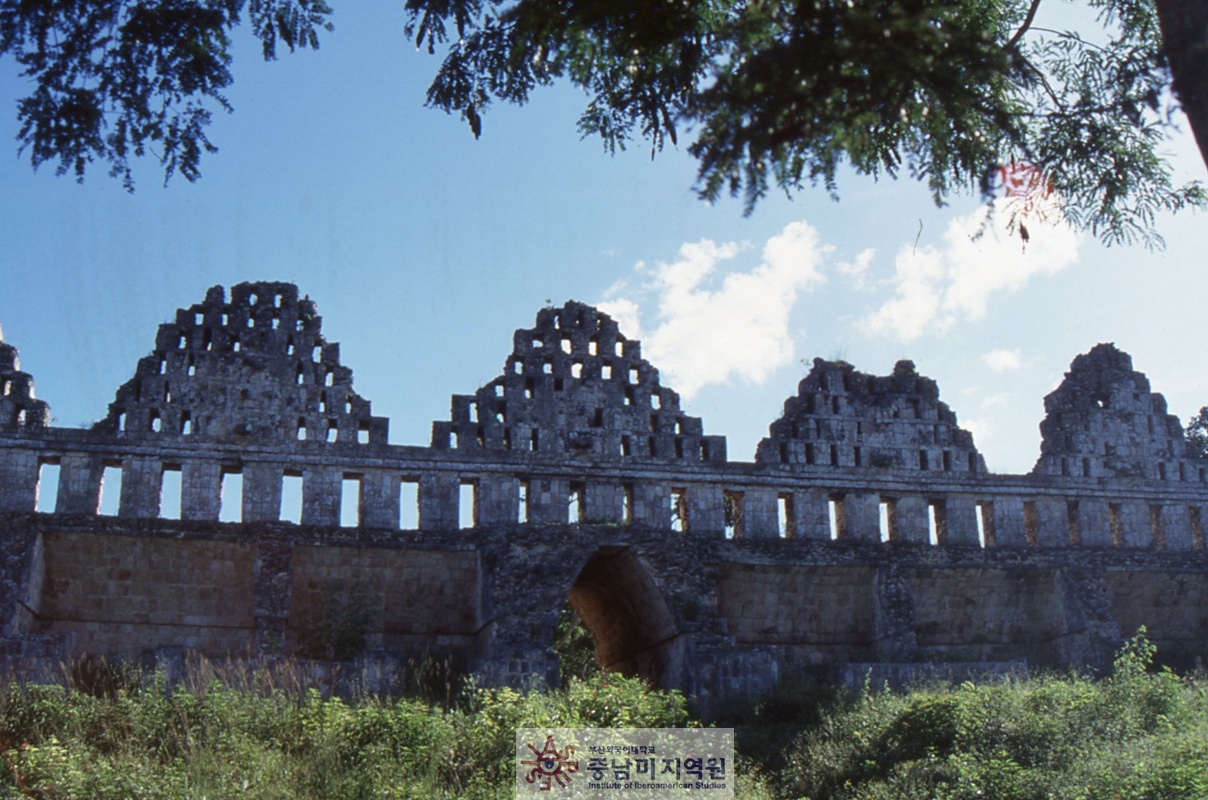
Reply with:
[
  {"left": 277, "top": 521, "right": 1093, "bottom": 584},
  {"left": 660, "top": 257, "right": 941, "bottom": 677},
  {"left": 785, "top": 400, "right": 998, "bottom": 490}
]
[
  {"left": 0, "top": 324, "right": 50, "bottom": 429},
  {"left": 1034, "top": 343, "right": 1203, "bottom": 481},
  {"left": 432, "top": 301, "right": 726, "bottom": 463},
  {"left": 755, "top": 358, "right": 984, "bottom": 474},
  {"left": 94, "top": 283, "right": 388, "bottom": 445}
]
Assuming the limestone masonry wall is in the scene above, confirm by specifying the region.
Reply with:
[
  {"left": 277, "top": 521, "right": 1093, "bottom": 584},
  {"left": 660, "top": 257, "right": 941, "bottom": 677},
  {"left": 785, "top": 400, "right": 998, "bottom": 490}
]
[{"left": 2, "top": 282, "right": 1207, "bottom": 710}]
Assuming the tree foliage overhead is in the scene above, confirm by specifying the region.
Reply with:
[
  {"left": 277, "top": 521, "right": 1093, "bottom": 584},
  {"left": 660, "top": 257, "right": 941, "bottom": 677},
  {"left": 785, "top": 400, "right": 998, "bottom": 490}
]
[
  {"left": 0, "top": 0, "right": 332, "bottom": 188},
  {"left": 1, "top": 0, "right": 1204, "bottom": 246},
  {"left": 406, "top": 0, "right": 1204, "bottom": 247}
]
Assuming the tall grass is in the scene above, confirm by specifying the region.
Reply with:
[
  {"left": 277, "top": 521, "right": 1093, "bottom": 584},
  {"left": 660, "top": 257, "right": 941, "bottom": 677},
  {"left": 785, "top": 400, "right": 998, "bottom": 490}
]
[
  {"left": 2, "top": 631, "right": 1206, "bottom": 799},
  {"left": 0, "top": 660, "right": 691, "bottom": 799},
  {"left": 760, "top": 630, "right": 1208, "bottom": 800}
]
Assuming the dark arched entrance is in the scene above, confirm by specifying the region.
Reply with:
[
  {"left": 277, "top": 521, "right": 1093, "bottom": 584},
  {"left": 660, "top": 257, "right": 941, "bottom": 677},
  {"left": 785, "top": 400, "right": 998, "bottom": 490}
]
[{"left": 562, "top": 546, "right": 683, "bottom": 689}]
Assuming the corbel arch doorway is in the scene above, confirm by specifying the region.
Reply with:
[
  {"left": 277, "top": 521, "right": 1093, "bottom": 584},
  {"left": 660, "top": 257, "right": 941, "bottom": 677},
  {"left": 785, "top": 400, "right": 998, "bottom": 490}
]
[{"left": 559, "top": 546, "right": 684, "bottom": 690}]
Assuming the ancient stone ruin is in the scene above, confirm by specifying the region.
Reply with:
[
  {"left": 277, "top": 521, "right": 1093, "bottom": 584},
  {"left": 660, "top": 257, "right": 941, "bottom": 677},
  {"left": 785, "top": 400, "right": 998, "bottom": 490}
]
[{"left": 2, "top": 282, "right": 1207, "bottom": 711}]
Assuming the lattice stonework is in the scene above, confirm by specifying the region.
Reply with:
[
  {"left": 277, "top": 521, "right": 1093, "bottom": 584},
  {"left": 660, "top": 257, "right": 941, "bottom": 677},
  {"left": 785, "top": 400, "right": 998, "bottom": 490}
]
[
  {"left": 97, "top": 282, "right": 387, "bottom": 445},
  {"left": 1035, "top": 343, "right": 1200, "bottom": 481},
  {"left": 756, "top": 358, "right": 984, "bottom": 473},
  {"left": 432, "top": 301, "right": 726, "bottom": 463},
  {"left": 0, "top": 324, "right": 50, "bottom": 429}
]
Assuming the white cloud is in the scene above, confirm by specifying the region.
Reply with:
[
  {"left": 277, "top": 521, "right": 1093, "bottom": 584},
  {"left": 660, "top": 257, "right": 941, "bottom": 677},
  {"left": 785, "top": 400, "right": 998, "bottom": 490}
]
[
  {"left": 837, "top": 247, "right": 877, "bottom": 290},
  {"left": 983, "top": 349, "right": 1023, "bottom": 372},
  {"left": 864, "top": 202, "right": 1082, "bottom": 341},
  {"left": 599, "top": 220, "right": 828, "bottom": 399},
  {"left": 596, "top": 296, "right": 643, "bottom": 340}
]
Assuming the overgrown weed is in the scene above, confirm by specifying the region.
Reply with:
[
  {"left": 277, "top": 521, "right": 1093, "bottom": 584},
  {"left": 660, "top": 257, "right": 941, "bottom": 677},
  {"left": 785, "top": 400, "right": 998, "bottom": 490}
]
[{"left": 2, "top": 631, "right": 1207, "bottom": 799}]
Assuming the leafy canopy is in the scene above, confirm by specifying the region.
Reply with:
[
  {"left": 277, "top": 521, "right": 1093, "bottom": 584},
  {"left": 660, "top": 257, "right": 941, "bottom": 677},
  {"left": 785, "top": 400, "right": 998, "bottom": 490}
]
[
  {"left": 1186, "top": 406, "right": 1208, "bottom": 459},
  {"left": 407, "top": 0, "right": 1204, "bottom": 247},
  {"left": 1, "top": 0, "right": 1203, "bottom": 246},
  {"left": 0, "top": 0, "right": 332, "bottom": 188}
]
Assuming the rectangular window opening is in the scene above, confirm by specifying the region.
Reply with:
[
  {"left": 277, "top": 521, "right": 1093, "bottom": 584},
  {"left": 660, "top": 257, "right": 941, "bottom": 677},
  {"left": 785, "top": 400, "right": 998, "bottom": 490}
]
[
  {"left": 670, "top": 488, "right": 688, "bottom": 533},
  {"left": 1190, "top": 507, "right": 1205, "bottom": 550},
  {"left": 459, "top": 481, "right": 477, "bottom": 530},
  {"left": 160, "top": 465, "right": 182, "bottom": 520},
  {"left": 399, "top": 478, "right": 419, "bottom": 530},
  {"left": 518, "top": 479, "right": 529, "bottom": 524},
  {"left": 281, "top": 471, "right": 303, "bottom": 524},
  {"left": 1066, "top": 500, "right": 1081, "bottom": 545},
  {"left": 723, "top": 490, "right": 744, "bottom": 539},
  {"left": 1023, "top": 501, "right": 1039, "bottom": 546},
  {"left": 569, "top": 481, "right": 585, "bottom": 523},
  {"left": 219, "top": 469, "right": 243, "bottom": 523},
  {"left": 928, "top": 501, "right": 947, "bottom": 545},
  {"left": 340, "top": 474, "right": 362, "bottom": 528},
  {"left": 36, "top": 459, "right": 61, "bottom": 513},
  {"left": 879, "top": 498, "right": 894, "bottom": 543},
  {"left": 622, "top": 484, "right": 634, "bottom": 524},
  {"left": 98, "top": 462, "right": 123, "bottom": 516},
  {"left": 778, "top": 493, "right": 794, "bottom": 539},
  {"left": 1150, "top": 505, "right": 1166, "bottom": 550},
  {"left": 1108, "top": 504, "right": 1124, "bottom": 547},
  {"left": 828, "top": 495, "right": 845, "bottom": 540},
  {"left": 978, "top": 502, "right": 996, "bottom": 548}
]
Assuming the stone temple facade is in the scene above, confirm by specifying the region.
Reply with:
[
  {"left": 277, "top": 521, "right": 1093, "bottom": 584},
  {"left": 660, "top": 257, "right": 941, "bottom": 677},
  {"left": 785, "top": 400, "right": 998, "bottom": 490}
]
[{"left": 2, "top": 282, "right": 1208, "bottom": 712}]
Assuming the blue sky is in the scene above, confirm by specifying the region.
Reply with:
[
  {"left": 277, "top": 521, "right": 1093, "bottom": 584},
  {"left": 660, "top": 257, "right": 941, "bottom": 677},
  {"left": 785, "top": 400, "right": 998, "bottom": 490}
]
[{"left": 1, "top": 5, "right": 1205, "bottom": 475}]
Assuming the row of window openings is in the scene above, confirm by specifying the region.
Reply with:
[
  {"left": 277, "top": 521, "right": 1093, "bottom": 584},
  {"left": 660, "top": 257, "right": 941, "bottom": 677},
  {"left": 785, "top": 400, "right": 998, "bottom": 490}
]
[
  {"left": 531, "top": 336, "right": 624, "bottom": 358},
  {"left": 471, "top": 388, "right": 665, "bottom": 420},
  {"left": 796, "top": 393, "right": 933, "bottom": 419},
  {"left": 26, "top": 462, "right": 963, "bottom": 539},
  {"left": 512, "top": 359, "right": 642, "bottom": 385},
  {"left": 185, "top": 302, "right": 302, "bottom": 336},
  {"left": 157, "top": 339, "right": 326, "bottom": 377},
  {"left": 777, "top": 442, "right": 973, "bottom": 471},
  {"left": 34, "top": 462, "right": 1205, "bottom": 549},
  {"left": 451, "top": 426, "right": 702, "bottom": 459},
  {"left": 1057, "top": 455, "right": 1206, "bottom": 483},
  {"left": 37, "top": 463, "right": 701, "bottom": 534},
  {"left": 113, "top": 409, "right": 369, "bottom": 443},
  {"left": 33, "top": 462, "right": 425, "bottom": 528},
  {"left": 788, "top": 419, "right": 950, "bottom": 444},
  {"left": 460, "top": 406, "right": 683, "bottom": 436}
]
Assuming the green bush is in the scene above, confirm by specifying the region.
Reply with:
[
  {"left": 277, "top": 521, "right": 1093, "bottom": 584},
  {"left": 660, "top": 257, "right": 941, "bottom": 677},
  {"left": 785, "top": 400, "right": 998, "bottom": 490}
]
[
  {"left": 774, "top": 630, "right": 1208, "bottom": 800},
  {"left": 0, "top": 666, "right": 695, "bottom": 799},
  {"left": 3, "top": 632, "right": 1208, "bottom": 799}
]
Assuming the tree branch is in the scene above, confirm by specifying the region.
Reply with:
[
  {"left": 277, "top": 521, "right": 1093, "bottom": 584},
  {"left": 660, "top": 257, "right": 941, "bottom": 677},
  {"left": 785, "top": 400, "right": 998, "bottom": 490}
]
[{"left": 1006, "top": 0, "right": 1044, "bottom": 50}]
